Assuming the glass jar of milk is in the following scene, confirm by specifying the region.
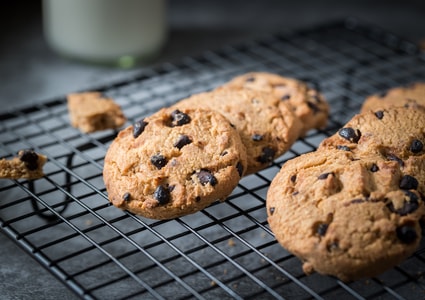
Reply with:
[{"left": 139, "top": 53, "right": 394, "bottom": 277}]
[{"left": 42, "top": 0, "right": 167, "bottom": 68}]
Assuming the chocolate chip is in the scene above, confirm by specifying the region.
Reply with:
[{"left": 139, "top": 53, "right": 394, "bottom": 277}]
[
  {"left": 18, "top": 149, "right": 39, "bottom": 170},
  {"left": 370, "top": 164, "right": 379, "bottom": 172},
  {"left": 196, "top": 169, "right": 217, "bottom": 186},
  {"left": 394, "top": 201, "right": 419, "bottom": 216},
  {"left": 336, "top": 145, "right": 351, "bottom": 151},
  {"left": 410, "top": 139, "right": 423, "bottom": 153},
  {"left": 318, "top": 172, "right": 333, "bottom": 180},
  {"left": 151, "top": 154, "right": 167, "bottom": 169},
  {"left": 252, "top": 134, "right": 264, "bottom": 141},
  {"left": 387, "top": 191, "right": 419, "bottom": 216},
  {"left": 404, "top": 190, "right": 419, "bottom": 203},
  {"left": 290, "top": 174, "right": 296, "bottom": 183},
  {"left": 236, "top": 162, "right": 244, "bottom": 177},
  {"left": 153, "top": 185, "right": 171, "bottom": 205},
  {"left": 122, "top": 192, "right": 131, "bottom": 202},
  {"left": 374, "top": 110, "right": 384, "bottom": 119},
  {"left": 195, "top": 196, "right": 201, "bottom": 202},
  {"left": 338, "top": 127, "right": 361, "bottom": 143},
  {"left": 317, "top": 223, "right": 328, "bottom": 236},
  {"left": 281, "top": 94, "right": 291, "bottom": 101},
  {"left": 400, "top": 175, "right": 418, "bottom": 190},
  {"left": 133, "top": 120, "right": 148, "bottom": 138},
  {"left": 174, "top": 135, "right": 192, "bottom": 149},
  {"left": 170, "top": 110, "right": 191, "bottom": 127},
  {"left": 396, "top": 225, "right": 417, "bottom": 244},
  {"left": 269, "top": 207, "right": 275, "bottom": 215},
  {"left": 387, "top": 154, "right": 404, "bottom": 167},
  {"left": 257, "top": 147, "right": 275, "bottom": 164}
]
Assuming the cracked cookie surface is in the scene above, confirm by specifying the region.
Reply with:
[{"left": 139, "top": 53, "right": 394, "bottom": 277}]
[{"left": 103, "top": 107, "right": 247, "bottom": 219}]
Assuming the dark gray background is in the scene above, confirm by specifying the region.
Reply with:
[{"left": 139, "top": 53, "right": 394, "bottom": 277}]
[{"left": 1, "top": 0, "right": 425, "bottom": 299}]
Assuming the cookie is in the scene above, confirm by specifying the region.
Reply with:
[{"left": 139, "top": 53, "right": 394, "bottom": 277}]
[
  {"left": 0, "top": 149, "right": 47, "bottom": 179},
  {"left": 67, "top": 92, "right": 126, "bottom": 133},
  {"left": 360, "top": 82, "right": 425, "bottom": 113},
  {"left": 103, "top": 107, "right": 247, "bottom": 220},
  {"left": 220, "top": 72, "right": 329, "bottom": 136},
  {"left": 172, "top": 89, "right": 303, "bottom": 175},
  {"left": 319, "top": 106, "right": 425, "bottom": 163},
  {"left": 267, "top": 149, "right": 425, "bottom": 281}
]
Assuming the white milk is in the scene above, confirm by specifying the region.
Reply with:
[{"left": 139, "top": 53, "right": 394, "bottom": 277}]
[{"left": 42, "top": 0, "right": 167, "bottom": 67}]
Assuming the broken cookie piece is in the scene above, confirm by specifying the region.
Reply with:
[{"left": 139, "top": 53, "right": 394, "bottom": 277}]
[
  {"left": 0, "top": 149, "right": 47, "bottom": 179},
  {"left": 67, "top": 92, "right": 126, "bottom": 133}
]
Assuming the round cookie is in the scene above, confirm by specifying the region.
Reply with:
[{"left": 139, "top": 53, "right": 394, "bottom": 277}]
[
  {"left": 319, "top": 106, "right": 425, "bottom": 162},
  {"left": 220, "top": 72, "right": 329, "bottom": 136},
  {"left": 361, "top": 82, "right": 425, "bottom": 113},
  {"left": 103, "top": 107, "right": 247, "bottom": 220},
  {"left": 267, "top": 149, "right": 425, "bottom": 281},
  {"left": 172, "top": 89, "right": 303, "bottom": 175}
]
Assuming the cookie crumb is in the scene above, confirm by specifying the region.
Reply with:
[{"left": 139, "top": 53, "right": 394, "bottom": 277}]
[{"left": 0, "top": 150, "right": 47, "bottom": 179}]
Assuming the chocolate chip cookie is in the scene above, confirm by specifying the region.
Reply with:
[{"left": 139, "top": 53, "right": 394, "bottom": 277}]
[
  {"left": 360, "top": 82, "right": 425, "bottom": 113},
  {"left": 267, "top": 149, "right": 425, "bottom": 281},
  {"left": 103, "top": 107, "right": 247, "bottom": 220},
  {"left": 172, "top": 89, "right": 303, "bottom": 175},
  {"left": 68, "top": 92, "right": 126, "bottom": 133},
  {"left": 220, "top": 72, "right": 329, "bottom": 136},
  {"left": 0, "top": 149, "right": 47, "bottom": 179}
]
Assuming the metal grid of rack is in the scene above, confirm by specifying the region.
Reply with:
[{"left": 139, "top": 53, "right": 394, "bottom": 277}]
[{"left": 1, "top": 19, "right": 425, "bottom": 299}]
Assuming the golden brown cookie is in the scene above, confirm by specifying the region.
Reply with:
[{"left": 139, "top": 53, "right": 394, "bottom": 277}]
[
  {"left": 360, "top": 82, "right": 425, "bottom": 113},
  {"left": 172, "top": 89, "right": 303, "bottom": 175},
  {"left": 67, "top": 92, "right": 126, "bottom": 133},
  {"left": 220, "top": 72, "right": 329, "bottom": 136},
  {"left": 103, "top": 107, "right": 247, "bottom": 220},
  {"left": 267, "top": 149, "right": 425, "bottom": 282},
  {"left": 0, "top": 149, "right": 47, "bottom": 179},
  {"left": 319, "top": 106, "right": 425, "bottom": 163}
]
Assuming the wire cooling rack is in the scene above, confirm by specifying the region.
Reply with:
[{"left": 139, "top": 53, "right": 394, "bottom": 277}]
[{"left": 1, "top": 19, "right": 425, "bottom": 299}]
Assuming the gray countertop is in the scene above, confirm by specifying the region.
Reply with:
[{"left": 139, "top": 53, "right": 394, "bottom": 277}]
[{"left": 1, "top": 1, "right": 425, "bottom": 299}]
